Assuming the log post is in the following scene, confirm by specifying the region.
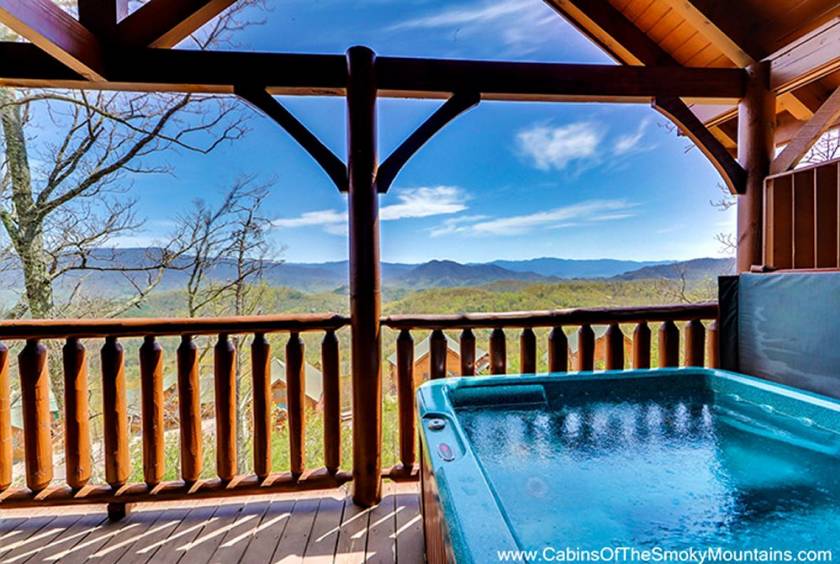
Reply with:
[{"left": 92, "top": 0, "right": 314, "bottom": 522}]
[
  {"left": 459, "top": 329, "right": 476, "bottom": 376},
  {"left": 604, "top": 323, "right": 625, "bottom": 370},
  {"left": 396, "top": 329, "right": 415, "bottom": 473},
  {"left": 347, "top": 45, "right": 382, "bottom": 506},
  {"left": 139, "top": 336, "right": 165, "bottom": 487},
  {"left": 63, "top": 338, "right": 91, "bottom": 490},
  {"left": 520, "top": 328, "right": 536, "bottom": 374},
  {"left": 659, "top": 320, "right": 680, "bottom": 367},
  {"left": 19, "top": 339, "right": 52, "bottom": 492},
  {"left": 490, "top": 328, "right": 506, "bottom": 374},
  {"left": 251, "top": 333, "right": 272, "bottom": 480},
  {"left": 286, "top": 332, "right": 305, "bottom": 478},
  {"left": 177, "top": 335, "right": 202, "bottom": 483},
  {"left": 214, "top": 334, "right": 237, "bottom": 482},
  {"left": 429, "top": 329, "right": 447, "bottom": 379},
  {"left": 101, "top": 336, "right": 129, "bottom": 489},
  {"left": 632, "top": 322, "right": 652, "bottom": 369},
  {"left": 684, "top": 320, "right": 706, "bottom": 367},
  {"left": 737, "top": 61, "right": 775, "bottom": 272},
  {"left": 322, "top": 330, "right": 341, "bottom": 475},
  {"left": 577, "top": 325, "right": 595, "bottom": 371},
  {"left": 0, "top": 343, "right": 11, "bottom": 491},
  {"left": 707, "top": 320, "right": 720, "bottom": 368},
  {"left": 548, "top": 327, "right": 567, "bottom": 373}
]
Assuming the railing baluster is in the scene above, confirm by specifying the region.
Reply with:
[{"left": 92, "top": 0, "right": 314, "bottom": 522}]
[
  {"left": 430, "top": 329, "right": 447, "bottom": 379},
  {"left": 0, "top": 342, "right": 11, "bottom": 492},
  {"left": 632, "top": 322, "right": 651, "bottom": 369},
  {"left": 605, "top": 323, "right": 625, "bottom": 370},
  {"left": 707, "top": 320, "right": 720, "bottom": 368},
  {"left": 577, "top": 324, "right": 595, "bottom": 371},
  {"left": 490, "top": 328, "right": 506, "bottom": 374},
  {"left": 19, "top": 339, "right": 52, "bottom": 492},
  {"left": 548, "top": 327, "right": 568, "bottom": 373},
  {"left": 459, "top": 328, "right": 476, "bottom": 376},
  {"left": 659, "top": 320, "right": 680, "bottom": 367},
  {"left": 684, "top": 320, "right": 706, "bottom": 367},
  {"left": 286, "top": 333, "right": 305, "bottom": 478},
  {"left": 322, "top": 330, "right": 340, "bottom": 475},
  {"left": 396, "top": 329, "right": 415, "bottom": 472},
  {"left": 520, "top": 328, "right": 536, "bottom": 374},
  {"left": 214, "top": 334, "right": 237, "bottom": 482},
  {"left": 63, "top": 338, "right": 90, "bottom": 489},
  {"left": 101, "top": 336, "right": 129, "bottom": 489},
  {"left": 177, "top": 335, "right": 202, "bottom": 483},
  {"left": 251, "top": 333, "right": 272, "bottom": 480},
  {"left": 140, "top": 336, "right": 165, "bottom": 487}
]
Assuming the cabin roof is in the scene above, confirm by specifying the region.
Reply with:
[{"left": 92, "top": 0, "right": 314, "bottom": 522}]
[
  {"left": 386, "top": 333, "right": 487, "bottom": 366},
  {"left": 271, "top": 358, "right": 324, "bottom": 403}
]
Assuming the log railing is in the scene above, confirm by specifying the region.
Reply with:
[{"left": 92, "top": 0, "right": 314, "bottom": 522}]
[
  {"left": 382, "top": 302, "right": 719, "bottom": 475},
  {"left": 0, "top": 313, "right": 350, "bottom": 513}
]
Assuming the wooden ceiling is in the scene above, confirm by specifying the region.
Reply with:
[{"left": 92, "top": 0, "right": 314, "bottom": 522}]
[{"left": 549, "top": 0, "right": 840, "bottom": 152}]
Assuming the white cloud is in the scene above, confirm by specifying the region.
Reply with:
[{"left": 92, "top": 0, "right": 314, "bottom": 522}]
[
  {"left": 516, "top": 122, "right": 604, "bottom": 171},
  {"left": 272, "top": 186, "right": 467, "bottom": 235},
  {"left": 381, "top": 186, "right": 467, "bottom": 220},
  {"left": 613, "top": 118, "right": 651, "bottom": 156},
  {"left": 389, "top": 0, "right": 564, "bottom": 56},
  {"left": 431, "top": 199, "right": 637, "bottom": 237}
]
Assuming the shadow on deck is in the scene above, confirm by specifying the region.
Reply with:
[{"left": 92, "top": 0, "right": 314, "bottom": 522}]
[{"left": 0, "top": 481, "right": 422, "bottom": 563}]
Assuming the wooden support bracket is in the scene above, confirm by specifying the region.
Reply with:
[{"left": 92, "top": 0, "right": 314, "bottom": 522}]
[
  {"left": 653, "top": 96, "right": 747, "bottom": 194},
  {"left": 376, "top": 91, "right": 480, "bottom": 193},
  {"left": 235, "top": 84, "right": 348, "bottom": 192}
]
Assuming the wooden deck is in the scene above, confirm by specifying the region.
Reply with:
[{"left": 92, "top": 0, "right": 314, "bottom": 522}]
[{"left": 0, "top": 481, "right": 423, "bottom": 563}]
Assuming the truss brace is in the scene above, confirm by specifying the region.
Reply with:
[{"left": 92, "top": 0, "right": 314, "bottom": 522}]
[
  {"left": 653, "top": 96, "right": 747, "bottom": 194},
  {"left": 376, "top": 92, "right": 480, "bottom": 193},
  {"left": 235, "top": 84, "right": 348, "bottom": 192}
]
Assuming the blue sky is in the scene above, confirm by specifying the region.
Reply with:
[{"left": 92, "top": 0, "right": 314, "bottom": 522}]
[{"left": 115, "top": 0, "right": 736, "bottom": 263}]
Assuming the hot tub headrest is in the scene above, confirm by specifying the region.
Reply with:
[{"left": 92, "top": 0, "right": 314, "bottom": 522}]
[{"left": 728, "top": 271, "right": 840, "bottom": 399}]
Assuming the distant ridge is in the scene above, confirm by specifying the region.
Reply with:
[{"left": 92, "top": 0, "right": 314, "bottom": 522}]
[
  {"left": 490, "top": 257, "right": 668, "bottom": 278},
  {"left": 615, "top": 257, "right": 735, "bottom": 280}
]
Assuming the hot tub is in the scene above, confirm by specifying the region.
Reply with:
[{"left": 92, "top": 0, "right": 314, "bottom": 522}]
[{"left": 418, "top": 369, "right": 840, "bottom": 563}]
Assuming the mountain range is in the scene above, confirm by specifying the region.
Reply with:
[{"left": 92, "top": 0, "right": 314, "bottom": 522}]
[{"left": 0, "top": 248, "right": 735, "bottom": 301}]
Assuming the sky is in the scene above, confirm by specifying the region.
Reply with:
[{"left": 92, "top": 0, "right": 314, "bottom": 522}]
[{"left": 112, "top": 0, "right": 737, "bottom": 264}]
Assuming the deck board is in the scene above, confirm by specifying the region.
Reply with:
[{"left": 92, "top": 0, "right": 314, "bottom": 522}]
[{"left": 0, "top": 482, "right": 421, "bottom": 563}]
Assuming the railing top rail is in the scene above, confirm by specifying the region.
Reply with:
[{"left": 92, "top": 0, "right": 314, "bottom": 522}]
[
  {"left": 0, "top": 312, "right": 350, "bottom": 340},
  {"left": 381, "top": 302, "right": 719, "bottom": 330}
]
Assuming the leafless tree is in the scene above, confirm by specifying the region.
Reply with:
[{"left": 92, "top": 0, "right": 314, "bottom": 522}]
[
  {"left": 175, "top": 174, "right": 275, "bottom": 467},
  {"left": 0, "top": 1, "right": 265, "bottom": 321}
]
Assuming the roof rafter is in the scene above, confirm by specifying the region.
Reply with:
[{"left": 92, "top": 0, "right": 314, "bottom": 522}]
[
  {"left": 771, "top": 86, "right": 840, "bottom": 174},
  {"left": 117, "top": 0, "right": 237, "bottom": 48},
  {"left": 0, "top": 0, "right": 104, "bottom": 80},
  {"left": 78, "top": 0, "right": 128, "bottom": 40},
  {"left": 544, "top": 0, "right": 746, "bottom": 193}
]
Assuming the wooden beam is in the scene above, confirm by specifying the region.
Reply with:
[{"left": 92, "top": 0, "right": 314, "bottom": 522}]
[
  {"left": 660, "top": 0, "right": 759, "bottom": 66},
  {"left": 771, "top": 86, "right": 840, "bottom": 173},
  {"left": 118, "top": 0, "right": 237, "bottom": 48},
  {"left": 375, "top": 57, "right": 745, "bottom": 102},
  {"left": 235, "top": 85, "right": 348, "bottom": 191},
  {"left": 0, "top": 43, "right": 746, "bottom": 101},
  {"left": 770, "top": 17, "right": 840, "bottom": 93},
  {"left": 654, "top": 97, "right": 746, "bottom": 193},
  {"left": 0, "top": 0, "right": 104, "bottom": 80},
  {"left": 78, "top": 0, "right": 128, "bottom": 40},
  {"left": 376, "top": 91, "right": 480, "bottom": 193},
  {"left": 544, "top": 0, "right": 674, "bottom": 66}
]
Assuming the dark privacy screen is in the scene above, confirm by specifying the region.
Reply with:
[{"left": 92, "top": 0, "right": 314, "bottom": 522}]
[{"left": 733, "top": 272, "right": 840, "bottom": 399}]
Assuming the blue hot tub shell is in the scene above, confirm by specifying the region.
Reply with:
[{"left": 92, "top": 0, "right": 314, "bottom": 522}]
[{"left": 417, "top": 368, "right": 840, "bottom": 563}]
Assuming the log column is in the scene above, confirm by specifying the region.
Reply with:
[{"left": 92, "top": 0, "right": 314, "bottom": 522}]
[
  {"left": 737, "top": 61, "right": 775, "bottom": 272},
  {"left": 347, "top": 45, "right": 382, "bottom": 506}
]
